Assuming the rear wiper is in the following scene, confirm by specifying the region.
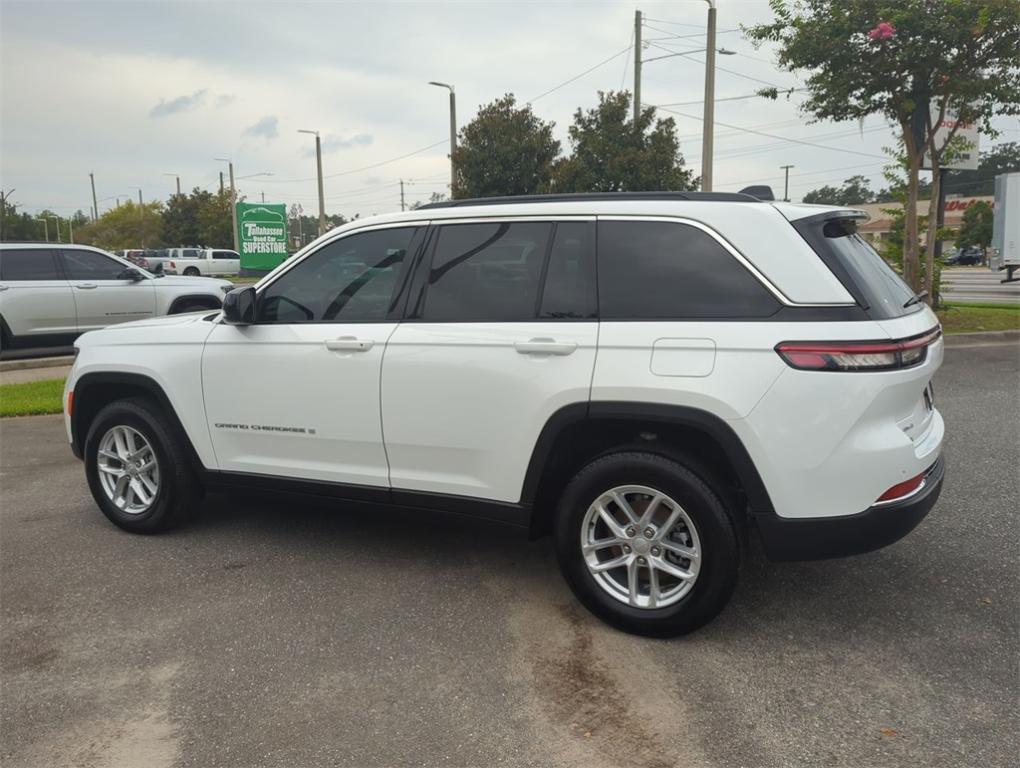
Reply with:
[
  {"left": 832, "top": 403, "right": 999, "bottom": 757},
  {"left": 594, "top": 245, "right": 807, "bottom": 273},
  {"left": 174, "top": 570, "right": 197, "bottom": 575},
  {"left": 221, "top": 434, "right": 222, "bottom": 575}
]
[{"left": 903, "top": 290, "right": 928, "bottom": 308}]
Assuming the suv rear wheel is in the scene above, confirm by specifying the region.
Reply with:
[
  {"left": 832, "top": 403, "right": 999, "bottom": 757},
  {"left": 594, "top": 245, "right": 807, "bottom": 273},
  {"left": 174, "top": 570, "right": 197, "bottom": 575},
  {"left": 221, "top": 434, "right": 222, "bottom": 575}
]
[
  {"left": 84, "top": 397, "right": 202, "bottom": 533},
  {"left": 554, "top": 451, "right": 740, "bottom": 637}
]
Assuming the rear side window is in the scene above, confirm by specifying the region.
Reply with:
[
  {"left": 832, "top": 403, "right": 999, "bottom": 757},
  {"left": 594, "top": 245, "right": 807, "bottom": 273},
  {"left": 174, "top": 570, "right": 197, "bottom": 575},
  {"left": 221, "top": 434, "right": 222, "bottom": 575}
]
[
  {"left": 421, "top": 222, "right": 552, "bottom": 322},
  {"left": 597, "top": 221, "right": 780, "bottom": 319},
  {"left": 809, "top": 218, "right": 918, "bottom": 319},
  {"left": 0, "top": 249, "right": 61, "bottom": 281},
  {"left": 539, "top": 222, "right": 597, "bottom": 319},
  {"left": 212, "top": 250, "right": 237, "bottom": 260}
]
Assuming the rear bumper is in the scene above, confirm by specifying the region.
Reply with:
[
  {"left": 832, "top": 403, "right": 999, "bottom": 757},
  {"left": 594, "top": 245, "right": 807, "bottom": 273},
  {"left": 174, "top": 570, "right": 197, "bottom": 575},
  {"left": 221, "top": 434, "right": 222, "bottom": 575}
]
[{"left": 753, "top": 455, "right": 945, "bottom": 561}]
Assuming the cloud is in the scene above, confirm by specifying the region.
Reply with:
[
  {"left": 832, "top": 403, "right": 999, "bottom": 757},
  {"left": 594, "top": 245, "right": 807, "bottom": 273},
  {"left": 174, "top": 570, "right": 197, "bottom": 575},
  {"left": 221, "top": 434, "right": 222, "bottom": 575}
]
[
  {"left": 304, "top": 133, "right": 373, "bottom": 157},
  {"left": 244, "top": 115, "right": 279, "bottom": 140},
  {"left": 215, "top": 93, "right": 236, "bottom": 108},
  {"left": 149, "top": 89, "right": 206, "bottom": 118}
]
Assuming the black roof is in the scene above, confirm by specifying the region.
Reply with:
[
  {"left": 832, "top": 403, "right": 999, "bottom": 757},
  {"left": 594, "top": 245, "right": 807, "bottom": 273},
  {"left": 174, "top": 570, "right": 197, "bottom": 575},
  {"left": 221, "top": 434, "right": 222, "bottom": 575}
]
[{"left": 418, "top": 191, "right": 760, "bottom": 209}]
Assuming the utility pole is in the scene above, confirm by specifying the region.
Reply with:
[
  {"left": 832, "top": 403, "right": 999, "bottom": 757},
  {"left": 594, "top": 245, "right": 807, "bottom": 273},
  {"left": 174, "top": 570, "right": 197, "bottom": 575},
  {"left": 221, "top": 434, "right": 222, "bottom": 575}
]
[
  {"left": 165, "top": 173, "right": 181, "bottom": 196},
  {"left": 89, "top": 172, "right": 98, "bottom": 222},
  {"left": 228, "top": 163, "right": 238, "bottom": 251},
  {"left": 428, "top": 82, "right": 457, "bottom": 196},
  {"left": 219, "top": 172, "right": 225, "bottom": 194},
  {"left": 298, "top": 130, "right": 327, "bottom": 236},
  {"left": 69, "top": 215, "right": 74, "bottom": 244},
  {"left": 261, "top": 190, "right": 265, "bottom": 203},
  {"left": 400, "top": 179, "right": 406, "bottom": 212},
  {"left": 634, "top": 10, "right": 642, "bottom": 124},
  {"left": 49, "top": 215, "right": 61, "bottom": 243},
  {"left": 36, "top": 217, "right": 48, "bottom": 243},
  {"left": 780, "top": 165, "right": 795, "bottom": 202},
  {"left": 701, "top": 1, "right": 717, "bottom": 191}
]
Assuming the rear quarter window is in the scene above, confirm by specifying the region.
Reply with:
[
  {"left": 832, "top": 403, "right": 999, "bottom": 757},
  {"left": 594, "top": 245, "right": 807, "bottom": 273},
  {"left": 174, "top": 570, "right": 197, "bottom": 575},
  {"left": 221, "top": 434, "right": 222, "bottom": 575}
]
[{"left": 597, "top": 220, "right": 781, "bottom": 319}]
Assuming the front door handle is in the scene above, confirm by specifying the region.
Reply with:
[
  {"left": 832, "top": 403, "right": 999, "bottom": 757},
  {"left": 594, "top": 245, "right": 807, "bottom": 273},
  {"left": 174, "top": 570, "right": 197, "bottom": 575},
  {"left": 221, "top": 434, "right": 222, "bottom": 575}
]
[
  {"left": 75, "top": 283, "right": 98, "bottom": 290},
  {"left": 514, "top": 338, "right": 577, "bottom": 356},
  {"left": 325, "top": 336, "right": 375, "bottom": 352}
]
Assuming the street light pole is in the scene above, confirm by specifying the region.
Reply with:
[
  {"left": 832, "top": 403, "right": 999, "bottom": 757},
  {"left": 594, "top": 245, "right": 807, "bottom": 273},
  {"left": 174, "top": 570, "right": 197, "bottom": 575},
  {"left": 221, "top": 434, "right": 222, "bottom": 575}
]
[
  {"left": 701, "top": 0, "right": 717, "bottom": 192},
  {"left": 48, "top": 215, "right": 61, "bottom": 243},
  {"left": 36, "top": 217, "right": 48, "bottom": 243},
  {"left": 298, "top": 130, "right": 327, "bottom": 236},
  {"left": 428, "top": 82, "right": 457, "bottom": 196},
  {"left": 216, "top": 159, "right": 240, "bottom": 251},
  {"left": 634, "top": 10, "right": 642, "bottom": 124},
  {"left": 780, "top": 165, "right": 795, "bottom": 201},
  {"left": 89, "top": 172, "right": 98, "bottom": 222},
  {"left": 164, "top": 173, "right": 181, "bottom": 196}
]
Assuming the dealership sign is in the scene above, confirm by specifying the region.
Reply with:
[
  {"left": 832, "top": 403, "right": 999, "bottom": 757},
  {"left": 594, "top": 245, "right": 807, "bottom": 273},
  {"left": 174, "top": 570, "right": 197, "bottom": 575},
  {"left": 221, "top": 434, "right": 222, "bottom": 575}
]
[
  {"left": 236, "top": 203, "right": 288, "bottom": 270},
  {"left": 923, "top": 104, "right": 979, "bottom": 171}
]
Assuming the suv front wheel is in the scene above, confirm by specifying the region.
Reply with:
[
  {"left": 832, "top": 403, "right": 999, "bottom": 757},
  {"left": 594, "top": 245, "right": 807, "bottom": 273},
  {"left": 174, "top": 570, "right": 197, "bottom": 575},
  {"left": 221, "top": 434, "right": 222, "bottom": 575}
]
[
  {"left": 84, "top": 397, "right": 202, "bottom": 533},
  {"left": 554, "top": 451, "right": 740, "bottom": 637}
]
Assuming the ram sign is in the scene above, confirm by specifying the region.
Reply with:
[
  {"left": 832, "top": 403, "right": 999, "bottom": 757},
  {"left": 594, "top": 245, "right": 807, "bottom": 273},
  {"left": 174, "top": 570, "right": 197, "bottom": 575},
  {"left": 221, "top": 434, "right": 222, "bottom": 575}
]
[{"left": 236, "top": 202, "right": 288, "bottom": 271}]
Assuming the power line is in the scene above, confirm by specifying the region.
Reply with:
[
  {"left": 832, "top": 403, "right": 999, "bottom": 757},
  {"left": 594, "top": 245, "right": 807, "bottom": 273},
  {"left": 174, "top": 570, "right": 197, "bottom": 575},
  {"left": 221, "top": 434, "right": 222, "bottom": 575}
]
[
  {"left": 647, "top": 103, "right": 888, "bottom": 159},
  {"left": 657, "top": 88, "right": 807, "bottom": 109},
  {"left": 260, "top": 139, "right": 449, "bottom": 184},
  {"left": 527, "top": 45, "right": 632, "bottom": 103}
]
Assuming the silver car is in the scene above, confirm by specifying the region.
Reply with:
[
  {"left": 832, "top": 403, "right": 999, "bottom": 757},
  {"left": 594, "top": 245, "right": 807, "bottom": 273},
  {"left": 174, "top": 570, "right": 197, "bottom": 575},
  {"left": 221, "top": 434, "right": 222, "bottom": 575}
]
[{"left": 0, "top": 243, "right": 232, "bottom": 352}]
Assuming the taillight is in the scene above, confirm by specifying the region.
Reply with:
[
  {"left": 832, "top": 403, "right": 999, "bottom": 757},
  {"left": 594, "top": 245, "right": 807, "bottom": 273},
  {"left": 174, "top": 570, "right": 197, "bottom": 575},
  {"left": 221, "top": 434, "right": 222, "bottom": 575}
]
[
  {"left": 169, "top": 261, "right": 175, "bottom": 268},
  {"left": 775, "top": 327, "right": 941, "bottom": 372}
]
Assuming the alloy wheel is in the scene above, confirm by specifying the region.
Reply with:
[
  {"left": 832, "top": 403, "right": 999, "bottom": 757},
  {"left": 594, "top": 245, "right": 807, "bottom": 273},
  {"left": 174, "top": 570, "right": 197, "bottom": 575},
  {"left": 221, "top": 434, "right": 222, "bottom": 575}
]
[{"left": 96, "top": 425, "right": 160, "bottom": 514}]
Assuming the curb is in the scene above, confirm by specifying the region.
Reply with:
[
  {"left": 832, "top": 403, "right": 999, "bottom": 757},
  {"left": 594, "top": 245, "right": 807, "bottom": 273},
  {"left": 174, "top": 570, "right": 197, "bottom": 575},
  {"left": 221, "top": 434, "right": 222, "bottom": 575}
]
[
  {"left": 0, "top": 355, "right": 76, "bottom": 372},
  {"left": 944, "top": 329, "right": 1019, "bottom": 346}
]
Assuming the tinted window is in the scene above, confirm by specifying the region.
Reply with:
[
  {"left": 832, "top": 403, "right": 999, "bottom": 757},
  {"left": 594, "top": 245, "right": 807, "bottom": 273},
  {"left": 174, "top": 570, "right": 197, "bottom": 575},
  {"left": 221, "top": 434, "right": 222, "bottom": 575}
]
[
  {"left": 0, "top": 249, "right": 61, "bottom": 281},
  {"left": 597, "top": 221, "right": 780, "bottom": 319},
  {"left": 422, "top": 222, "right": 552, "bottom": 322},
  {"left": 539, "top": 222, "right": 597, "bottom": 319},
  {"left": 820, "top": 219, "right": 917, "bottom": 319},
  {"left": 60, "top": 250, "right": 127, "bottom": 280},
  {"left": 258, "top": 227, "right": 417, "bottom": 323},
  {"left": 213, "top": 250, "right": 237, "bottom": 260}
]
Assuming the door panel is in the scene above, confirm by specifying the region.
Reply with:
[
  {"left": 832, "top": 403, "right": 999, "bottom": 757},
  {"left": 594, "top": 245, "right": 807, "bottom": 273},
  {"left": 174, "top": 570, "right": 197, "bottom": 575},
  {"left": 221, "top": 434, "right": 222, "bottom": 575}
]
[
  {"left": 382, "top": 219, "right": 598, "bottom": 503},
  {"left": 382, "top": 321, "right": 597, "bottom": 502},
  {"left": 202, "top": 322, "right": 397, "bottom": 484},
  {"left": 59, "top": 249, "right": 154, "bottom": 330},
  {"left": 0, "top": 249, "right": 76, "bottom": 338},
  {"left": 201, "top": 224, "right": 422, "bottom": 485}
]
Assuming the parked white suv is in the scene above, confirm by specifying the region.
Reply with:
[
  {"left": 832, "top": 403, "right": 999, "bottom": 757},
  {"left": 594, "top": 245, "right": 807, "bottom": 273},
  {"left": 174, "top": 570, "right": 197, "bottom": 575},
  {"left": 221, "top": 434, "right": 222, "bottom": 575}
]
[
  {"left": 0, "top": 244, "right": 232, "bottom": 351},
  {"left": 62, "top": 193, "right": 945, "bottom": 636}
]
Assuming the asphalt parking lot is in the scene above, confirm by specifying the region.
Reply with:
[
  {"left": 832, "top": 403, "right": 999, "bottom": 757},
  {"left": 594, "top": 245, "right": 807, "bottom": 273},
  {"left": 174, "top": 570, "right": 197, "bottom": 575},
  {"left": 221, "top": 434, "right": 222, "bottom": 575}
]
[{"left": 1, "top": 342, "right": 1017, "bottom": 768}]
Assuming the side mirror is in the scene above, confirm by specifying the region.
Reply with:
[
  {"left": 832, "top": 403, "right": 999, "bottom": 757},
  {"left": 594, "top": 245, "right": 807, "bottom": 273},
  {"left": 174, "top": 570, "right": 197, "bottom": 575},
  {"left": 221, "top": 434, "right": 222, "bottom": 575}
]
[
  {"left": 119, "top": 268, "right": 145, "bottom": 282},
  {"left": 222, "top": 286, "right": 256, "bottom": 326}
]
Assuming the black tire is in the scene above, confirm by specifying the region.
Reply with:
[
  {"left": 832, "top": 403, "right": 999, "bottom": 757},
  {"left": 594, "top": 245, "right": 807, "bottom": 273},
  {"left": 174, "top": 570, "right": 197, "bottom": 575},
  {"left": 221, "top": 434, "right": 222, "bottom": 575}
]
[
  {"left": 554, "top": 451, "right": 740, "bottom": 638},
  {"left": 183, "top": 267, "right": 200, "bottom": 276},
  {"left": 84, "top": 397, "right": 202, "bottom": 534}
]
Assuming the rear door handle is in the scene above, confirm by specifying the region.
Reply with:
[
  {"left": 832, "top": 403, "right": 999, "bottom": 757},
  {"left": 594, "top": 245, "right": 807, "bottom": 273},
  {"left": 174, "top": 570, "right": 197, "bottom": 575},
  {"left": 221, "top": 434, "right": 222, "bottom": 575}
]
[
  {"left": 325, "top": 336, "right": 375, "bottom": 352},
  {"left": 75, "top": 283, "right": 98, "bottom": 290},
  {"left": 514, "top": 338, "right": 577, "bottom": 356}
]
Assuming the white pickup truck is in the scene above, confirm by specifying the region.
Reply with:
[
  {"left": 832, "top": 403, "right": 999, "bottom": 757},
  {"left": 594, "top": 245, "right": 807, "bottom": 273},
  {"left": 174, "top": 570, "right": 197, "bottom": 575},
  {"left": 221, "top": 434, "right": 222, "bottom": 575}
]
[{"left": 164, "top": 248, "right": 241, "bottom": 277}]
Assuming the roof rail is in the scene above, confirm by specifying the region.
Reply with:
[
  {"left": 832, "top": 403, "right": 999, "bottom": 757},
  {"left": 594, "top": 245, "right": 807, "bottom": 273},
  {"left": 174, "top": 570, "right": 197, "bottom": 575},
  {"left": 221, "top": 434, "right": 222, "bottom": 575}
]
[{"left": 418, "top": 191, "right": 760, "bottom": 209}]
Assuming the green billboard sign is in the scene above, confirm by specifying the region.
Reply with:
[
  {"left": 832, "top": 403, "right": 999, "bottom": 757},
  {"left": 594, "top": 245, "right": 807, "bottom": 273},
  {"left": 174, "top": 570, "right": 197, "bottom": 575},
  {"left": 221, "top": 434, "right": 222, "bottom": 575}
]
[{"left": 236, "top": 202, "right": 288, "bottom": 271}]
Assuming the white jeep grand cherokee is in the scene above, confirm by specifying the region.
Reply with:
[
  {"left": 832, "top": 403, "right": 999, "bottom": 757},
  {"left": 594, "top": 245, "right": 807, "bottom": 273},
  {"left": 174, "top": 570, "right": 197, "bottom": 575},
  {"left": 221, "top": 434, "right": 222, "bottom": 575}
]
[
  {"left": 0, "top": 243, "right": 232, "bottom": 352},
  {"left": 62, "top": 192, "right": 945, "bottom": 637}
]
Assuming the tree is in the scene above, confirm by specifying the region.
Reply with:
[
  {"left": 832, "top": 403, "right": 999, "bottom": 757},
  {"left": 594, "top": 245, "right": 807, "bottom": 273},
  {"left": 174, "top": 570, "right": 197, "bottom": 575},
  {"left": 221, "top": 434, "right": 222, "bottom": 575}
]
[
  {"left": 74, "top": 201, "right": 164, "bottom": 250},
  {"left": 552, "top": 91, "right": 697, "bottom": 193},
  {"left": 454, "top": 94, "right": 560, "bottom": 198},
  {"left": 162, "top": 188, "right": 212, "bottom": 246},
  {"left": 196, "top": 190, "right": 235, "bottom": 248},
  {"left": 955, "top": 199, "right": 994, "bottom": 251},
  {"left": 802, "top": 175, "right": 876, "bottom": 205},
  {"left": 748, "top": 0, "right": 1020, "bottom": 302},
  {"left": 943, "top": 141, "right": 1020, "bottom": 197}
]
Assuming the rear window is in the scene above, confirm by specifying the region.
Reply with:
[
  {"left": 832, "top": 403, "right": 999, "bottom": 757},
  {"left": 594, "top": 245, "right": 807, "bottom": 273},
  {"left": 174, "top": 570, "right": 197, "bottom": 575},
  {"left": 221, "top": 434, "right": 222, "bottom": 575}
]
[{"left": 800, "top": 217, "right": 919, "bottom": 319}]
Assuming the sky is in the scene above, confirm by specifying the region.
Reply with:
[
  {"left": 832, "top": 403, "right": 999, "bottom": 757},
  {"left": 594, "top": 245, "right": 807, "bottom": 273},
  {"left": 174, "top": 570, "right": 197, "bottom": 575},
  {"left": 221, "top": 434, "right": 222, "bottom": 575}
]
[{"left": 2, "top": 0, "right": 1018, "bottom": 219}]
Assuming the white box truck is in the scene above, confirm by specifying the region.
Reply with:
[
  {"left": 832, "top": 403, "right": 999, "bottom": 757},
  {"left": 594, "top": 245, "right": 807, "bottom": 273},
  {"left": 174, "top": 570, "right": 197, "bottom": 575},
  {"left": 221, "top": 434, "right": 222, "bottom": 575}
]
[{"left": 990, "top": 172, "right": 1019, "bottom": 283}]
